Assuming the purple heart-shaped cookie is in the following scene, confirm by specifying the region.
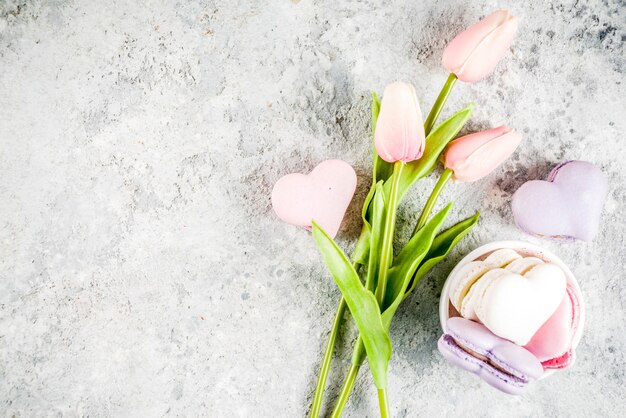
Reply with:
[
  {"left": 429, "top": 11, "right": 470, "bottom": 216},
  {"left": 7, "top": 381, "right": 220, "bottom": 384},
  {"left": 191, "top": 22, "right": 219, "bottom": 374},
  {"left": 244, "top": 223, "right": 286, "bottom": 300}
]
[{"left": 512, "top": 161, "right": 608, "bottom": 241}]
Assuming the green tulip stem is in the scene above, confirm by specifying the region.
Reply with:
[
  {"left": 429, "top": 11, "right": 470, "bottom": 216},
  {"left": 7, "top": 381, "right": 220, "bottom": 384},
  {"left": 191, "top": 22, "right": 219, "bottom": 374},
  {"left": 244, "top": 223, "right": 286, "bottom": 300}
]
[
  {"left": 423, "top": 73, "right": 457, "bottom": 136},
  {"left": 308, "top": 296, "right": 348, "bottom": 418},
  {"left": 375, "top": 161, "right": 404, "bottom": 306},
  {"left": 330, "top": 362, "right": 360, "bottom": 418},
  {"left": 378, "top": 389, "right": 391, "bottom": 418},
  {"left": 414, "top": 168, "right": 453, "bottom": 234},
  {"left": 330, "top": 338, "right": 365, "bottom": 416}
]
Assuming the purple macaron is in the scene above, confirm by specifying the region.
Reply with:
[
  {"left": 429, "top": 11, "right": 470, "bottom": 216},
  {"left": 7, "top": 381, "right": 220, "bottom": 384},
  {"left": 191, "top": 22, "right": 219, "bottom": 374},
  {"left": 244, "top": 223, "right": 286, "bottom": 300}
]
[
  {"left": 511, "top": 160, "right": 608, "bottom": 241},
  {"left": 438, "top": 317, "right": 543, "bottom": 395}
]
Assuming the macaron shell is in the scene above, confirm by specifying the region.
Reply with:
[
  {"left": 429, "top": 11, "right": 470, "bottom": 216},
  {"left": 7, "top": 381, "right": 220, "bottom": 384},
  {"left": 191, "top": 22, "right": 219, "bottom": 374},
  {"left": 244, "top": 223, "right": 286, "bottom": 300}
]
[
  {"left": 483, "top": 248, "right": 522, "bottom": 266},
  {"left": 440, "top": 317, "right": 543, "bottom": 395},
  {"left": 449, "top": 261, "right": 492, "bottom": 311},
  {"left": 512, "top": 160, "right": 608, "bottom": 241},
  {"left": 505, "top": 257, "right": 544, "bottom": 274},
  {"left": 438, "top": 334, "right": 529, "bottom": 395},
  {"left": 524, "top": 286, "right": 573, "bottom": 362},
  {"left": 449, "top": 249, "right": 522, "bottom": 311},
  {"left": 445, "top": 317, "right": 543, "bottom": 381},
  {"left": 460, "top": 269, "right": 508, "bottom": 321},
  {"left": 438, "top": 334, "right": 483, "bottom": 374},
  {"left": 528, "top": 286, "right": 581, "bottom": 369},
  {"left": 271, "top": 160, "right": 357, "bottom": 238},
  {"left": 541, "top": 349, "right": 575, "bottom": 369},
  {"left": 476, "top": 263, "right": 566, "bottom": 345}
]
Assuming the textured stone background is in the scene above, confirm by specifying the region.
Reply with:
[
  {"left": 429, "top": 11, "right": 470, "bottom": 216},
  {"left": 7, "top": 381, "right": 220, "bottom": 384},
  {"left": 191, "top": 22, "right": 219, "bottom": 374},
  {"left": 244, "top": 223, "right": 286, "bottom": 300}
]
[{"left": 1, "top": 0, "right": 625, "bottom": 416}]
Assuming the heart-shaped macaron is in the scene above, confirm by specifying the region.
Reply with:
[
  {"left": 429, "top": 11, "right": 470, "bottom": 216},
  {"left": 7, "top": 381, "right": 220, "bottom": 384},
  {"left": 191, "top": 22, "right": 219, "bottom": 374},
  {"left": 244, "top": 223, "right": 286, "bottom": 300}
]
[
  {"left": 512, "top": 160, "right": 608, "bottom": 241},
  {"left": 474, "top": 263, "right": 566, "bottom": 345},
  {"left": 271, "top": 160, "right": 357, "bottom": 238},
  {"left": 459, "top": 255, "right": 545, "bottom": 321},
  {"left": 524, "top": 285, "right": 582, "bottom": 369},
  {"left": 439, "top": 317, "right": 543, "bottom": 395},
  {"left": 448, "top": 248, "right": 521, "bottom": 313}
]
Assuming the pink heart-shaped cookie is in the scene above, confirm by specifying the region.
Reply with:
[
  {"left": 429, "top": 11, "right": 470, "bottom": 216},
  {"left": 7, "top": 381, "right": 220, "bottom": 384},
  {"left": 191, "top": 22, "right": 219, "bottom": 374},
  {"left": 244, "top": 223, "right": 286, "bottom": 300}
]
[
  {"left": 271, "top": 160, "right": 357, "bottom": 238},
  {"left": 512, "top": 161, "right": 608, "bottom": 241}
]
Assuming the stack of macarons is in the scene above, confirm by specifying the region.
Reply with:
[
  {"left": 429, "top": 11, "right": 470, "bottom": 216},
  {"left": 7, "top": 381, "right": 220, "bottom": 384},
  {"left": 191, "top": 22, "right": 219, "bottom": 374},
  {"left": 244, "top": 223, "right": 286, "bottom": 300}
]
[{"left": 438, "top": 244, "right": 583, "bottom": 395}]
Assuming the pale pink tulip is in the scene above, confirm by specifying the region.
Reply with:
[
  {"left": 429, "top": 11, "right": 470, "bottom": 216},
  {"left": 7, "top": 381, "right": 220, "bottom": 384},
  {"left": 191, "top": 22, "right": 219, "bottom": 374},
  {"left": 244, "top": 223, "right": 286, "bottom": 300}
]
[
  {"left": 374, "top": 82, "right": 426, "bottom": 163},
  {"left": 442, "top": 10, "right": 518, "bottom": 83},
  {"left": 443, "top": 126, "right": 521, "bottom": 182}
]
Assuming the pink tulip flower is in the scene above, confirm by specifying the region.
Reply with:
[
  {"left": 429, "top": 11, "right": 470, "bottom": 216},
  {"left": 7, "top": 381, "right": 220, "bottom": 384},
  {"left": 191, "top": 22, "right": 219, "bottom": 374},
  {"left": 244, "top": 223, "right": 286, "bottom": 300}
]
[
  {"left": 374, "top": 82, "right": 426, "bottom": 163},
  {"left": 442, "top": 10, "right": 518, "bottom": 83},
  {"left": 443, "top": 126, "right": 522, "bottom": 182}
]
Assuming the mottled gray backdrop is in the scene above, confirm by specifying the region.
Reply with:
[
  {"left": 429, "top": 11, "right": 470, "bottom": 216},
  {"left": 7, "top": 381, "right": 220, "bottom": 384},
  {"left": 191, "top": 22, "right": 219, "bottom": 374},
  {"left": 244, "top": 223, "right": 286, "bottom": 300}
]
[{"left": 1, "top": 0, "right": 624, "bottom": 417}]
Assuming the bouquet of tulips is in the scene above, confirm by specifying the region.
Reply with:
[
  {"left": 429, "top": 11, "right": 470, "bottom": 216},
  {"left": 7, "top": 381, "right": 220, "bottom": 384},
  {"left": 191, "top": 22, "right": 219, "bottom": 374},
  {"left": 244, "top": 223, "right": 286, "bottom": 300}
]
[{"left": 275, "top": 10, "right": 522, "bottom": 417}]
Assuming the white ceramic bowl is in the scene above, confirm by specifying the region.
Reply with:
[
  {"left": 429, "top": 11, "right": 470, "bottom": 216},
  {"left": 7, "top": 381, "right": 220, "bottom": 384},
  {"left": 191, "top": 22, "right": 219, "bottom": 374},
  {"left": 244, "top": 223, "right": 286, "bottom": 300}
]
[{"left": 439, "top": 240, "right": 585, "bottom": 378}]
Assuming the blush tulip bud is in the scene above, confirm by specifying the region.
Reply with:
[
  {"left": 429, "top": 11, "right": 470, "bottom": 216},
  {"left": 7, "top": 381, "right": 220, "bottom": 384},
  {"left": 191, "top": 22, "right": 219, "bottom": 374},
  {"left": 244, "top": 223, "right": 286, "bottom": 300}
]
[
  {"left": 443, "top": 126, "right": 522, "bottom": 182},
  {"left": 374, "top": 82, "right": 426, "bottom": 163},
  {"left": 442, "top": 10, "right": 518, "bottom": 83}
]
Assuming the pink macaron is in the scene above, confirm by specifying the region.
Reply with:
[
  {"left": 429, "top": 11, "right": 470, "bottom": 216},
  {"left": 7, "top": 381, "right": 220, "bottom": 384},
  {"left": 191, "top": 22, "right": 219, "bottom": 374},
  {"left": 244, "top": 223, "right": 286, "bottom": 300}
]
[{"left": 524, "top": 285, "right": 581, "bottom": 369}]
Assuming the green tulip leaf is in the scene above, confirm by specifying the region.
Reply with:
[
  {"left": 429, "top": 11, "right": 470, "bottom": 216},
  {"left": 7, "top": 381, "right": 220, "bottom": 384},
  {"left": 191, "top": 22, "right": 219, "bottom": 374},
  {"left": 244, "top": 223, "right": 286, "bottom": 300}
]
[
  {"left": 403, "top": 211, "right": 479, "bottom": 301},
  {"left": 365, "top": 181, "right": 386, "bottom": 292},
  {"left": 352, "top": 226, "right": 370, "bottom": 266},
  {"left": 352, "top": 184, "right": 377, "bottom": 265},
  {"left": 381, "top": 204, "right": 452, "bottom": 325},
  {"left": 312, "top": 221, "right": 392, "bottom": 389}
]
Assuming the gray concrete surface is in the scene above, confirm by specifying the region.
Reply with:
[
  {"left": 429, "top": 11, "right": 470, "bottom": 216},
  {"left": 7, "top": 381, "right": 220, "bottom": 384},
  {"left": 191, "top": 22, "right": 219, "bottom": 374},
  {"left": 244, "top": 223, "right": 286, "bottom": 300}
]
[{"left": 1, "top": 0, "right": 625, "bottom": 416}]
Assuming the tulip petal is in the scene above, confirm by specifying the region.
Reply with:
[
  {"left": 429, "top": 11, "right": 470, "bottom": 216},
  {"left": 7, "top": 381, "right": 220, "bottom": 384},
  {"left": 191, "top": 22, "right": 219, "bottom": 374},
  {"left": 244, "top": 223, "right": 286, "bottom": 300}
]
[
  {"left": 445, "top": 126, "right": 512, "bottom": 165},
  {"left": 374, "top": 82, "right": 426, "bottom": 163},
  {"left": 442, "top": 10, "right": 518, "bottom": 83},
  {"left": 449, "top": 129, "right": 522, "bottom": 182},
  {"left": 458, "top": 18, "right": 518, "bottom": 82},
  {"left": 443, "top": 10, "right": 511, "bottom": 68}
]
